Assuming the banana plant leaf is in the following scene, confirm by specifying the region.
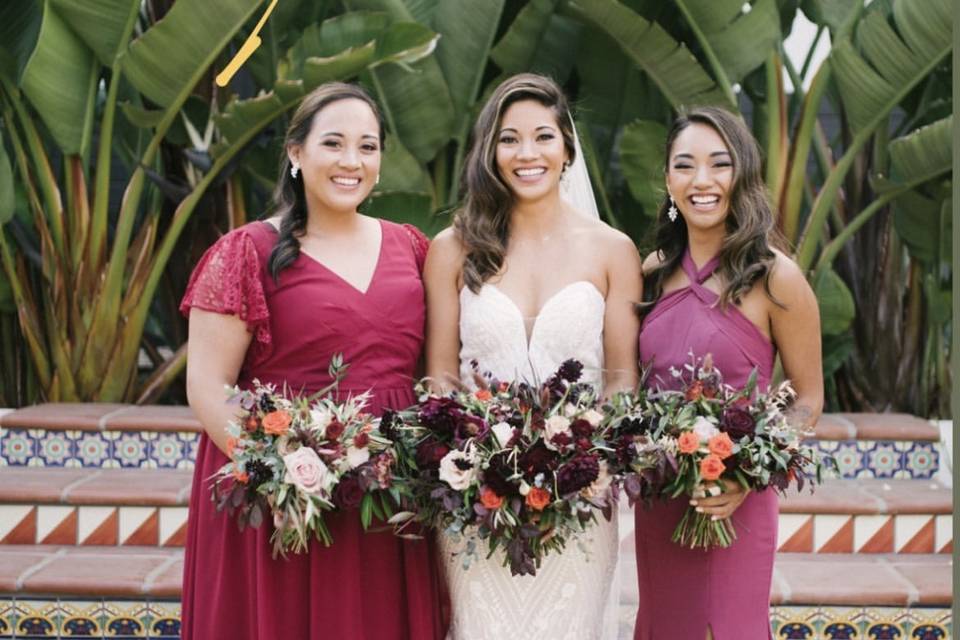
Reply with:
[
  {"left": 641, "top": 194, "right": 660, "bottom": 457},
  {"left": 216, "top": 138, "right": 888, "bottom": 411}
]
[
  {"left": 619, "top": 119, "right": 668, "bottom": 215},
  {"left": 813, "top": 267, "right": 856, "bottom": 336},
  {"left": 564, "top": 0, "right": 729, "bottom": 108},
  {"left": 490, "top": 0, "right": 581, "bottom": 82},
  {"left": 433, "top": 0, "right": 505, "bottom": 114},
  {"left": 50, "top": 0, "right": 139, "bottom": 66},
  {"left": 675, "top": 0, "right": 781, "bottom": 89},
  {"left": 0, "top": 132, "right": 13, "bottom": 225}
]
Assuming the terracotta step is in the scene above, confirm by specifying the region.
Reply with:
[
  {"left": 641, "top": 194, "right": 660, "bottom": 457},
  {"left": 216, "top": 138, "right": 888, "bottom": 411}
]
[
  {"left": 0, "top": 545, "right": 182, "bottom": 598},
  {"left": 0, "top": 469, "right": 191, "bottom": 547}
]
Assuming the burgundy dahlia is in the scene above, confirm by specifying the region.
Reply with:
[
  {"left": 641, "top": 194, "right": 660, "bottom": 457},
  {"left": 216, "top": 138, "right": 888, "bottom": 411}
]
[
  {"left": 418, "top": 397, "right": 465, "bottom": 437},
  {"left": 556, "top": 454, "right": 600, "bottom": 495},
  {"left": 557, "top": 359, "right": 583, "bottom": 383},
  {"left": 720, "top": 406, "right": 756, "bottom": 439},
  {"left": 570, "top": 418, "right": 594, "bottom": 439},
  {"left": 519, "top": 443, "right": 555, "bottom": 478},
  {"left": 333, "top": 475, "right": 364, "bottom": 509},
  {"left": 416, "top": 440, "right": 450, "bottom": 470},
  {"left": 483, "top": 452, "right": 516, "bottom": 497}
]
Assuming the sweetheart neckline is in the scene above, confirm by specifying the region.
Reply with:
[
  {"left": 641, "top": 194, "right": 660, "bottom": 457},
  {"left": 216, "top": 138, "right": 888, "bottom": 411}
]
[{"left": 464, "top": 280, "right": 605, "bottom": 351}]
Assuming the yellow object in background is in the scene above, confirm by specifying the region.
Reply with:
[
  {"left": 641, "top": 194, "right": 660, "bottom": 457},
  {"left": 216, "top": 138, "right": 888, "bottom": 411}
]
[{"left": 215, "top": 0, "right": 278, "bottom": 87}]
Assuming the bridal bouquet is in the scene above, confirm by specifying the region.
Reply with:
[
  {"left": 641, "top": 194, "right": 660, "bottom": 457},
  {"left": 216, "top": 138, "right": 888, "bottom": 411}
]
[
  {"left": 213, "top": 358, "right": 402, "bottom": 556},
  {"left": 621, "top": 354, "right": 830, "bottom": 549},
  {"left": 391, "top": 360, "right": 620, "bottom": 576}
]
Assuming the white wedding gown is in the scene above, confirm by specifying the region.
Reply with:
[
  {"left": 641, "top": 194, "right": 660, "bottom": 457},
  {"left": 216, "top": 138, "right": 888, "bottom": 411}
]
[{"left": 440, "top": 280, "right": 619, "bottom": 640}]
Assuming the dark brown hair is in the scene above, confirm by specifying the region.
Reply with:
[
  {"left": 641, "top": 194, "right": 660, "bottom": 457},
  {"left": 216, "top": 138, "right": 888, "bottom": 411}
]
[
  {"left": 268, "top": 82, "right": 385, "bottom": 280},
  {"left": 453, "top": 73, "right": 576, "bottom": 292},
  {"left": 642, "top": 106, "right": 784, "bottom": 311}
]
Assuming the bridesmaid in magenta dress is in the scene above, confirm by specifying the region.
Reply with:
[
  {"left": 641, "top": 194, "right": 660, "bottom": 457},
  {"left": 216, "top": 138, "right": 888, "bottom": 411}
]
[
  {"left": 634, "top": 107, "right": 823, "bottom": 639},
  {"left": 179, "top": 83, "right": 445, "bottom": 639}
]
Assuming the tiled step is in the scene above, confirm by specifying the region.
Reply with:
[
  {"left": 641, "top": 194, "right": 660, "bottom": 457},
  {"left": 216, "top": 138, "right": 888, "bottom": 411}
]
[
  {"left": 0, "top": 469, "right": 191, "bottom": 547},
  {"left": 810, "top": 414, "right": 943, "bottom": 479},
  {"left": 1, "top": 406, "right": 945, "bottom": 476},
  {"left": 776, "top": 478, "right": 952, "bottom": 554}
]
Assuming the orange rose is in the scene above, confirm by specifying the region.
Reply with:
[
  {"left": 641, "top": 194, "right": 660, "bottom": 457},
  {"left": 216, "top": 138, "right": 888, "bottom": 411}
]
[
  {"left": 525, "top": 487, "right": 551, "bottom": 511},
  {"left": 262, "top": 410, "right": 292, "bottom": 436},
  {"left": 225, "top": 436, "right": 239, "bottom": 460},
  {"left": 474, "top": 389, "right": 493, "bottom": 402},
  {"left": 480, "top": 487, "right": 504, "bottom": 510},
  {"left": 677, "top": 431, "right": 700, "bottom": 454},
  {"left": 233, "top": 467, "right": 249, "bottom": 483},
  {"left": 700, "top": 454, "right": 725, "bottom": 481},
  {"left": 708, "top": 433, "right": 734, "bottom": 460}
]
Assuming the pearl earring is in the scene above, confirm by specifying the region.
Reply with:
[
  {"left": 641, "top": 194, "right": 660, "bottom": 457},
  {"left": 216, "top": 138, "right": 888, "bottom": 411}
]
[
  {"left": 667, "top": 196, "right": 679, "bottom": 222},
  {"left": 290, "top": 164, "right": 299, "bottom": 179}
]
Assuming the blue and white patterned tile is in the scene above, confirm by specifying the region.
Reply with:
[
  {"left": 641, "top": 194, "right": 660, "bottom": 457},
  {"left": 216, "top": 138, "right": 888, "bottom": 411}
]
[
  {"left": 864, "top": 441, "right": 902, "bottom": 479},
  {"left": 1, "top": 429, "right": 34, "bottom": 466},
  {"left": 151, "top": 434, "right": 186, "bottom": 469},
  {"left": 113, "top": 432, "right": 153, "bottom": 469},
  {"left": 76, "top": 432, "right": 113, "bottom": 467},
  {"left": 770, "top": 606, "right": 952, "bottom": 639},
  {"left": 898, "top": 441, "right": 939, "bottom": 480},
  {"left": 36, "top": 430, "right": 75, "bottom": 466}
]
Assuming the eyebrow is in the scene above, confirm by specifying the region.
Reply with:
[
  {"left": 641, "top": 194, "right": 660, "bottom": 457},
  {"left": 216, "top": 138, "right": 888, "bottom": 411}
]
[
  {"left": 319, "top": 132, "right": 380, "bottom": 140},
  {"left": 672, "top": 151, "right": 731, "bottom": 160},
  {"left": 498, "top": 125, "right": 558, "bottom": 134}
]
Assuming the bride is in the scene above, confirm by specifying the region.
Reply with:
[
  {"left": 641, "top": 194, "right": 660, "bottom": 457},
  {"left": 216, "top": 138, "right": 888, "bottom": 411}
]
[{"left": 424, "top": 73, "right": 642, "bottom": 639}]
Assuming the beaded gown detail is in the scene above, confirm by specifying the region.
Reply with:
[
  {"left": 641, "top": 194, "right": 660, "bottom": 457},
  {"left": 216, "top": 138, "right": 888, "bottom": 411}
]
[
  {"left": 635, "top": 248, "right": 777, "bottom": 640},
  {"left": 442, "top": 280, "right": 620, "bottom": 640},
  {"left": 179, "top": 220, "right": 445, "bottom": 640}
]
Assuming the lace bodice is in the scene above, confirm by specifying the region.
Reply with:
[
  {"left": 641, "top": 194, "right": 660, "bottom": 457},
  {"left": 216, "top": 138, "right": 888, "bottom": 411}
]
[{"left": 459, "top": 281, "right": 605, "bottom": 389}]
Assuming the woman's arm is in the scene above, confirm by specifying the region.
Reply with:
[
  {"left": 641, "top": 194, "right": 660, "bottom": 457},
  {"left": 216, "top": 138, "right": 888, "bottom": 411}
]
[
  {"left": 602, "top": 230, "right": 643, "bottom": 396},
  {"left": 186, "top": 309, "right": 253, "bottom": 455},
  {"left": 768, "top": 254, "right": 824, "bottom": 429},
  {"left": 423, "top": 228, "right": 465, "bottom": 392}
]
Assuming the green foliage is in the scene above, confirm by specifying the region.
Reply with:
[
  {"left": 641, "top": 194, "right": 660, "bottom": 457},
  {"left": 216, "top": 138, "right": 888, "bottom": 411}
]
[{"left": 0, "top": 0, "right": 951, "bottom": 416}]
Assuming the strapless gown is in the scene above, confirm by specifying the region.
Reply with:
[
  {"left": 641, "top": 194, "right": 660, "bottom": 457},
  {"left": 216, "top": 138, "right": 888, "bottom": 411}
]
[{"left": 440, "top": 281, "right": 620, "bottom": 640}]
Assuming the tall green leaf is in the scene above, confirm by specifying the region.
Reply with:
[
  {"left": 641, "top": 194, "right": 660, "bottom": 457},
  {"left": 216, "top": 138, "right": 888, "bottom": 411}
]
[
  {"left": 0, "top": 0, "right": 42, "bottom": 80},
  {"left": 343, "top": 0, "right": 454, "bottom": 162},
  {"left": 832, "top": 0, "right": 951, "bottom": 133},
  {"left": 433, "top": 0, "right": 505, "bottom": 113},
  {"left": 19, "top": 3, "right": 98, "bottom": 155},
  {"left": 887, "top": 115, "right": 952, "bottom": 186},
  {"left": 619, "top": 119, "right": 668, "bottom": 215},
  {"left": 0, "top": 132, "right": 13, "bottom": 224},
  {"left": 565, "top": 0, "right": 728, "bottom": 108},
  {"left": 814, "top": 268, "right": 855, "bottom": 335},
  {"left": 490, "top": 0, "right": 581, "bottom": 81},
  {"left": 676, "top": 0, "right": 781, "bottom": 85},
  {"left": 50, "top": 0, "right": 139, "bottom": 66},
  {"left": 120, "top": 0, "right": 263, "bottom": 109}
]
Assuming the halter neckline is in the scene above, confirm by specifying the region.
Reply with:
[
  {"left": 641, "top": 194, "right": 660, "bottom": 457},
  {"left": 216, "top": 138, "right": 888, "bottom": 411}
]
[{"left": 681, "top": 247, "right": 721, "bottom": 284}]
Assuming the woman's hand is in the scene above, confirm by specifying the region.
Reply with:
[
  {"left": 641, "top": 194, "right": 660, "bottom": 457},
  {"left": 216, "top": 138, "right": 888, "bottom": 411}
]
[{"left": 690, "top": 478, "right": 749, "bottom": 520}]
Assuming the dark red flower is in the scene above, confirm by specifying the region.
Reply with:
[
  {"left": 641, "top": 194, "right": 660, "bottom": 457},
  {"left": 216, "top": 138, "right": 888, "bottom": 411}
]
[
  {"left": 575, "top": 437, "right": 592, "bottom": 452},
  {"left": 519, "top": 443, "right": 555, "bottom": 479},
  {"left": 416, "top": 440, "right": 450, "bottom": 470},
  {"left": 353, "top": 432, "right": 370, "bottom": 448},
  {"left": 556, "top": 455, "right": 600, "bottom": 495},
  {"left": 418, "top": 397, "right": 465, "bottom": 437},
  {"left": 483, "top": 452, "right": 516, "bottom": 497},
  {"left": 549, "top": 432, "right": 573, "bottom": 450},
  {"left": 570, "top": 419, "right": 594, "bottom": 439},
  {"left": 721, "top": 407, "right": 756, "bottom": 439},
  {"left": 325, "top": 420, "right": 345, "bottom": 441},
  {"left": 557, "top": 360, "right": 583, "bottom": 383},
  {"left": 333, "top": 475, "right": 364, "bottom": 509}
]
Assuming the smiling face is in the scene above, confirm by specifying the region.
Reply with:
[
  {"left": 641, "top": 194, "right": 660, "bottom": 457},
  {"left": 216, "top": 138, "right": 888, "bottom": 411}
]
[
  {"left": 288, "top": 97, "right": 382, "bottom": 215},
  {"left": 494, "top": 99, "right": 569, "bottom": 204},
  {"left": 666, "top": 122, "right": 734, "bottom": 233}
]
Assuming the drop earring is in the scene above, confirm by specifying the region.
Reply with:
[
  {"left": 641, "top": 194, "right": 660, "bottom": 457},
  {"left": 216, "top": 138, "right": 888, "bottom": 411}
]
[
  {"left": 375, "top": 174, "right": 380, "bottom": 185},
  {"left": 290, "top": 164, "right": 300, "bottom": 179},
  {"left": 667, "top": 196, "right": 678, "bottom": 222}
]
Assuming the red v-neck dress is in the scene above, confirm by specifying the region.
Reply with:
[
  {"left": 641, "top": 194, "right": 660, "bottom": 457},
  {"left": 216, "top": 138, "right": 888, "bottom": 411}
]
[
  {"left": 634, "top": 249, "right": 777, "bottom": 640},
  {"left": 179, "top": 220, "right": 445, "bottom": 640}
]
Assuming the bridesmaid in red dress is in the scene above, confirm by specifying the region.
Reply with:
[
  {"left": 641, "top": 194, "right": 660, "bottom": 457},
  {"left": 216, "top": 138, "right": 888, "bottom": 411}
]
[
  {"left": 634, "top": 107, "right": 823, "bottom": 639},
  {"left": 179, "top": 83, "right": 445, "bottom": 639}
]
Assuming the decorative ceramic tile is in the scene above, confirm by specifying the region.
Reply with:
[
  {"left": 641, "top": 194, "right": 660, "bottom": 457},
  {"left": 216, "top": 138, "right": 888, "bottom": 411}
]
[
  {"left": 0, "top": 430, "right": 198, "bottom": 469},
  {"left": 773, "top": 514, "right": 951, "bottom": 554},
  {"left": 809, "top": 441, "right": 940, "bottom": 480},
  {"left": 770, "top": 606, "right": 952, "bottom": 639},
  {"left": 0, "top": 598, "right": 183, "bottom": 639}
]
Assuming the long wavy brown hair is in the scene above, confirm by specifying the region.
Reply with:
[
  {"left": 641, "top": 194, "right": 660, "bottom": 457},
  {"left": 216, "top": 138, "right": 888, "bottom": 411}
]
[
  {"left": 641, "top": 106, "right": 784, "bottom": 312},
  {"left": 454, "top": 73, "right": 576, "bottom": 292},
  {"left": 268, "top": 82, "right": 385, "bottom": 281}
]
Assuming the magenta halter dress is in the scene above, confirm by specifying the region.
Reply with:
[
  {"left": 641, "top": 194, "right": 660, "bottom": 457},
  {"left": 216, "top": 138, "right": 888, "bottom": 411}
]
[{"left": 635, "top": 248, "right": 778, "bottom": 639}]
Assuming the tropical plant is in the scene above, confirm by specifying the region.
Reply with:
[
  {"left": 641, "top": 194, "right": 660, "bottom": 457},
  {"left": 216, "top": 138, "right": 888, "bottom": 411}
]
[{"left": 0, "top": 0, "right": 951, "bottom": 417}]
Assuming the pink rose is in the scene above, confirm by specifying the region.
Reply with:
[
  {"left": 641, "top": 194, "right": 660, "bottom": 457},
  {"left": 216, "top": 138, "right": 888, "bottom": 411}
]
[{"left": 283, "top": 447, "right": 334, "bottom": 496}]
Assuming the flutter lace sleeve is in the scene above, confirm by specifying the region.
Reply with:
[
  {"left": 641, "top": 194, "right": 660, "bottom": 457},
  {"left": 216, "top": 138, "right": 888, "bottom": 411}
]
[
  {"left": 179, "top": 230, "right": 271, "bottom": 356},
  {"left": 402, "top": 223, "right": 430, "bottom": 274}
]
